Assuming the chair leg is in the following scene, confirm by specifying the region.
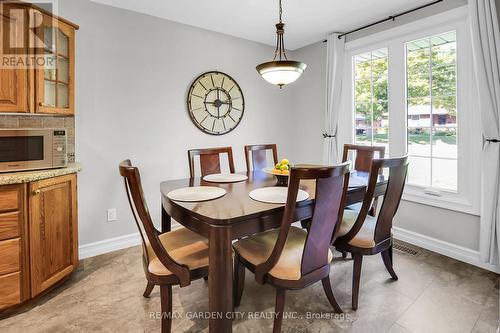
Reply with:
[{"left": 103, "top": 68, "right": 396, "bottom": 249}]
[
  {"left": 381, "top": 246, "right": 398, "bottom": 280},
  {"left": 233, "top": 253, "right": 245, "bottom": 307},
  {"left": 273, "top": 288, "right": 286, "bottom": 333},
  {"left": 352, "top": 253, "right": 363, "bottom": 310},
  {"left": 300, "top": 218, "right": 311, "bottom": 231},
  {"left": 321, "top": 277, "right": 343, "bottom": 313},
  {"left": 160, "top": 285, "right": 172, "bottom": 333},
  {"left": 143, "top": 281, "right": 155, "bottom": 298}
]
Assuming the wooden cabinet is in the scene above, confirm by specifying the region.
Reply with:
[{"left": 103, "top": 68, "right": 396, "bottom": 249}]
[
  {"left": 34, "top": 12, "right": 75, "bottom": 115},
  {"left": 29, "top": 174, "right": 78, "bottom": 296},
  {"left": 0, "top": 272, "right": 22, "bottom": 310},
  {"left": 0, "top": 184, "right": 29, "bottom": 310},
  {"left": 0, "top": 3, "right": 30, "bottom": 113},
  {"left": 0, "top": 174, "right": 78, "bottom": 309},
  {"left": 0, "top": 3, "right": 78, "bottom": 115}
]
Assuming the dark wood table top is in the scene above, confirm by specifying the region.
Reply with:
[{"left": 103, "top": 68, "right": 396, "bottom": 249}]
[{"left": 160, "top": 171, "right": 384, "bottom": 226}]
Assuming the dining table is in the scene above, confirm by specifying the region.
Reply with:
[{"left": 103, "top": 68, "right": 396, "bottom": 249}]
[{"left": 160, "top": 170, "right": 386, "bottom": 333}]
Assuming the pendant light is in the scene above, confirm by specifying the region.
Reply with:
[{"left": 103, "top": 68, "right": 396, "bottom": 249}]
[{"left": 256, "top": 0, "right": 306, "bottom": 88}]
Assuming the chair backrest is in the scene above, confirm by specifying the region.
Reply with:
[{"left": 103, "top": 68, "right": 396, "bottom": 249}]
[
  {"left": 244, "top": 144, "right": 279, "bottom": 171},
  {"left": 119, "top": 160, "right": 190, "bottom": 286},
  {"left": 254, "top": 163, "right": 350, "bottom": 282},
  {"left": 342, "top": 144, "right": 385, "bottom": 173},
  {"left": 342, "top": 156, "right": 408, "bottom": 246},
  {"left": 188, "top": 147, "right": 235, "bottom": 178}
]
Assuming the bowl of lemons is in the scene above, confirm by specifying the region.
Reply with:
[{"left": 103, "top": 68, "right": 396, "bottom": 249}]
[{"left": 264, "top": 159, "right": 291, "bottom": 186}]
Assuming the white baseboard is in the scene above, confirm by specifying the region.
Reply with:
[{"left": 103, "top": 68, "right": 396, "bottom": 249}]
[
  {"left": 78, "top": 232, "right": 141, "bottom": 259},
  {"left": 78, "top": 225, "right": 500, "bottom": 274},
  {"left": 78, "top": 223, "right": 182, "bottom": 260},
  {"left": 393, "top": 227, "right": 500, "bottom": 274}
]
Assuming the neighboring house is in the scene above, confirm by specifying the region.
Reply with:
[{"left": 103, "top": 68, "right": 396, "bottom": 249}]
[{"left": 407, "top": 104, "right": 456, "bottom": 127}]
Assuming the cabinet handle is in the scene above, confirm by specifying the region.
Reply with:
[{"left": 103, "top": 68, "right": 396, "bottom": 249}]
[
  {"left": 33, "top": 189, "right": 41, "bottom": 195},
  {"left": 39, "top": 102, "right": 51, "bottom": 107}
]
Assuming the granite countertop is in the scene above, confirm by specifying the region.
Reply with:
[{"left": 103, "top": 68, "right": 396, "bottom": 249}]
[{"left": 0, "top": 163, "right": 82, "bottom": 185}]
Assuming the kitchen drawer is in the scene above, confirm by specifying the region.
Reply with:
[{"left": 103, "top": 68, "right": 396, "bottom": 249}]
[
  {"left": 0, "top": 185, "right": 21, "bottom": 212},
  {"left": 0, "top": 272, "right": 21, "bottom": 310},
  {"left": 0, "top": 238, "right": 20, "bottom": 275},
  {"left": 0, "top": 211, "right": 20, "bottom": 240}
]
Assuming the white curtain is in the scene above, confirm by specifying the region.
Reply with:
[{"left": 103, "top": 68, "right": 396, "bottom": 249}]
[
  {"left": 469, "top": 0, "right": 500, "bottom": 265},
  {"left": 323, "top": 33, "right": 345, "bottom": 165}
]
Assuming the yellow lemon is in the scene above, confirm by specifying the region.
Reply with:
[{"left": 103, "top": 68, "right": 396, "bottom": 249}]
[{"left": 281, "top": 159, "right": 289, "bottom": 165}]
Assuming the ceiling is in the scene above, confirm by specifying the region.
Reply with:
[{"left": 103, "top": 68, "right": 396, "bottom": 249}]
[{"left": 91, "top": 0, "right": 433, "bottom": 50}]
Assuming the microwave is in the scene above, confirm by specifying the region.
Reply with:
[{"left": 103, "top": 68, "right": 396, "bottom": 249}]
[{"left": 0, "top": 129, "right": 68, "bottom": 173}]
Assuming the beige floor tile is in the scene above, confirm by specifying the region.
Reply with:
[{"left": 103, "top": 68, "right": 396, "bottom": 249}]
[
  {"left": 386, "top": 323, "right": 413, "bottom": 333},
  {"left": 0, "top": 244, "right": 497, "bottom": 333},
  {"left": 397, "top": 282, "right": 484, "bottom": 333},
  {"left": 472, "top": 289, "right": 500, "bottom": 333}
]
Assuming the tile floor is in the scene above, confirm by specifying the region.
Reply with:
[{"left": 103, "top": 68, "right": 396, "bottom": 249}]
[{"left": 0, "top": 243, "right": 498, "bottom": 333}]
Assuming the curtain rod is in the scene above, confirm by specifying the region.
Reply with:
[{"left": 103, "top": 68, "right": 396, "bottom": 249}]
[{"left": 322, "top": 0, "right": 443, "bottom": 42}]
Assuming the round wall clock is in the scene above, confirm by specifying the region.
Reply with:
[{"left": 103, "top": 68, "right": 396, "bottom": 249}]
[{"left": 187, "top": 71, "right": 245, "bottom": 135}]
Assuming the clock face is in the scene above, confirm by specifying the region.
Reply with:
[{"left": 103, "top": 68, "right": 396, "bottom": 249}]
[{"left": 187, "top": 71, "right": 245, "bottom": 135}]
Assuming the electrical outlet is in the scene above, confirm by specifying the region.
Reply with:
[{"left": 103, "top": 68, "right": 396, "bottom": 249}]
[{"left": 107, "top": 208, "right": 117, "bottom": 222}]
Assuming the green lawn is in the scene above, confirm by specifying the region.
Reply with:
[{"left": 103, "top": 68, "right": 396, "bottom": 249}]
[{"left": 356, "top": 133, "right": 456, "bottom": 145}]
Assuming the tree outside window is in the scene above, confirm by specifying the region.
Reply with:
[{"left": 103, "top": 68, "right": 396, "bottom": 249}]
[{"left": 353, "top": 48, "right": 389, "bottom": 151}]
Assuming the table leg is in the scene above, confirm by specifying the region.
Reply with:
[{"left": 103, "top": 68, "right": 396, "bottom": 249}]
[
  {"left": 161, "top": 204, "right": 171, "bottom": 233},
  {"left": 208, "top": 225, "right": 233, "bottom": 332}
]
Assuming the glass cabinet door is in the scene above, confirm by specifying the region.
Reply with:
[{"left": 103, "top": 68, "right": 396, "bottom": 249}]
[{"left": 36, "top": 14, "right": 75, "bottom": 115}]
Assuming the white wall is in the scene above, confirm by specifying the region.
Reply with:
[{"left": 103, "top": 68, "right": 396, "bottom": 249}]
[
  {"left": 288, "top": 5, "right": 482, "bottom": 252},
  {"left": 288, "top": 41, "right": 326, "bottom": 165},
  {"left": 58, "top": 0, "right": 296, "bottom": 247}
]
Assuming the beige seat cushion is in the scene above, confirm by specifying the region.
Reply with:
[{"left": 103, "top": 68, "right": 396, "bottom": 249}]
[
  {"left": 147, "top": 227, "right": 209, "bottom": 276},
  {"left": 233, "top": 226, "right": 333, "bottom": 281},
  {"left": 338, "top": 210, "right": 376, "bottom": 248}
]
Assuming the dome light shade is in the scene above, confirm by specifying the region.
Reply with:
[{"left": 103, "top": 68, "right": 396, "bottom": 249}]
[
  {"left": 257, "top": 0, "right": 306, "bottom": 88},
  {"left": 256, "top": 61, "right": 307, "bottom": 88}
]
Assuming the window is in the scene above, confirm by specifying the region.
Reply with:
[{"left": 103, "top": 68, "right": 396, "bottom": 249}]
[
  {"left": 353, "top": 48, "right": 389, "bottom": 151},
  {"left": 406, "top": 31, "right": 457, "bottom": 191},
  {"left": 345, "top": 8, "right": 480, "bottom": 214}
]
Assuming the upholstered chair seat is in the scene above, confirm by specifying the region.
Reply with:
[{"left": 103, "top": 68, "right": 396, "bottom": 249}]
[
  {"left": 148, "top": 228, "right": 209, "bottom": 276},
  {"left": 338, "top": 210, "right": 376, "bottom": 249},
  {"left": 233, "top": 226, "right": 334, "bottom": 281},
  {"left": 233, "top": 163, "right": 351, "bottom": 333}
]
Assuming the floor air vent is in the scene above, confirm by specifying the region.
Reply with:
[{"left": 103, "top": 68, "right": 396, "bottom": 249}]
[{"left": 393, "top": 241, "right": 421, "bottom": 256}]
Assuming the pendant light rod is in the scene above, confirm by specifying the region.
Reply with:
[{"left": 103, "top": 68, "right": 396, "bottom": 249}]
[
  {"left": 278, "top": 0, "right": 283, "bottom": 22},
  {"left": 273, "top": 0, "right": 288, "bottom": 61}
]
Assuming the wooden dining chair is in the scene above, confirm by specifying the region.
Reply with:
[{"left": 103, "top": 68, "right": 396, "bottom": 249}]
[
  {"left": 334, "top": 156, "right": 408, "bottom": 310},
  {"left": 233, "top": 163, "right": 350, "bottom": 332},
  {"left": 339, "top": 144, "right": 387, "bottom": 257},
  {"left": 119, "top": 160, "right": 209, "bottom": 333},
  {"left": 244, "top": 144, "right": 279, "bottom": 171},
  {"left": 188, "top": 146, "right": 235, "bottom": 178},
  {"left": 342, "top": 144, "right": 386, "bottom": 173}
]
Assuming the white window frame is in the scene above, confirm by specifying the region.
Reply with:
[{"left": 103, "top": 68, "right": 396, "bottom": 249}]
[{"left": 341, "top": 7, "right": 481, "bottom": 215}]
